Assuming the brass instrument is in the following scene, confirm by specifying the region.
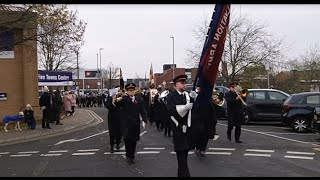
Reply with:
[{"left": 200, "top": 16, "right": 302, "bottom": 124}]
[
  {"left": 235, "top": 86, "right": 248, "bottom": 106},
  {"left": 212, "top": 90, "right": 225, "bottom": 106}
]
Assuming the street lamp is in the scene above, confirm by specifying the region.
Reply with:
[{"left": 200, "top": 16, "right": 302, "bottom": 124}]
[
  {"left": 99, "top": 48, "right": 103, "bottom": 93},
  {"left": 170, "top": 36, "right": 175, "bottom": 80}
]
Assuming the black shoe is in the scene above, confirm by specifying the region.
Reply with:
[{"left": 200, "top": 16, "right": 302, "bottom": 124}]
[
  {"left": 46, "top": 127, "right": 52, "bottom": 129},
  {"left": 126, "top": 158, "right": 135, "bottom": 165},
  {"left": 200, "top": 151, "right": 206, "bottom": 157},
  {"left": 110, "top": 148, "right": 114, "bottom": 153},
  {"left": 116, "top": 145, "right": 120, "bottom": 152},
  {"left": 195, "top": 150, "right": 201, "bottom": 157},
  {"left": 227, "top": 135, "right": 231, "bottom": 141},
  {"left": 168, "top": 134, "right": 172, "bottom": 137},
  {"left": 235, "top": 140, "right": 242, "bottom": 143}
]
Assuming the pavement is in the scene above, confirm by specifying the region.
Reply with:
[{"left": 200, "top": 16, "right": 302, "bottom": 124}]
[{"left": 0, "top": 108, "right": 103, "bottom": 146}]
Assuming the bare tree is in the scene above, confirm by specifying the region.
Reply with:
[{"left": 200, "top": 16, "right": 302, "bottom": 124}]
[{"left": 186, "top": 13, "right": 285, "bottom": 83}]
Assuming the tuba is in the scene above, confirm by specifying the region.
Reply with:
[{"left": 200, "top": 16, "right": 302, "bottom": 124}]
[{"left": 212, "top": 90, "right": 225, "bottom": 106}]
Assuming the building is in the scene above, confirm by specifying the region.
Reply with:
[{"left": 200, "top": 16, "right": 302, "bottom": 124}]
[
  {"left": 0, "top": 10, "right": 39, "bottom": 119},
  {"left": 126, "top": 78, "right": 149, "bottom": 89}
]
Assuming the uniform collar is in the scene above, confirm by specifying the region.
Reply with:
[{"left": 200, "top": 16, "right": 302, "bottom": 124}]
[{"left": 176, "top": 89, "right": 184, "bottom": 95}]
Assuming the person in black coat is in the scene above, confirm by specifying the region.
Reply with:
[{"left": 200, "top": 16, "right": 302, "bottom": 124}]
[
  {"left": 24, "top": 104, "right": 36, "bottom": 129},
  {"left": 105, "top": 88, "right": 122, "bottom": 153},
  {"left": 159, "top": 89, "right": 171, "bottom": 137},
  {"left": 53, "top": 88, "right": 63, "bottom": 125},
  {"left": 166, "top": 75, "right": 195, "bottom": 177},
  {"left": 191, "top": 87, "right": 217, "bottom": 157},
  {"left": 115, "top": 83, "right": 147, "bottom": 165},
  {"left": 39, "top": 86, "right": 52, "bottom": 129},
  {"left": 225, "top": 82, "right": 245, "bottom": 143},
  {"left": 153, "top": 87, "right": 163, "bottom": 131}
]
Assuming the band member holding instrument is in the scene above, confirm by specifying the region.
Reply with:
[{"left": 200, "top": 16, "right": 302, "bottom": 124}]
[
  {"left": 167, "top": 74, "right": 195, "bottom": 177},
  {"left": 114, "top": 83, "right": 147, "bottom": 165},
  {"left": 225, "top": 82, "right": 246, "bottom": 143},
  {"left": 149, "top": 84, "right": 158, "bottom": 126}
]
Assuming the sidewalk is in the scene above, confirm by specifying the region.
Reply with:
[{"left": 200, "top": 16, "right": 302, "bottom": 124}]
[{"left": 0, "top": 109, "right": 103, "bottom": 146}]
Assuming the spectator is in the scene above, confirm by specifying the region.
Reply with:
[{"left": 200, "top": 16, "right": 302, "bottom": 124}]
[
  {"left": 63, "top": 91, "right": 72, "bottom": 117},
  {"left": 24, "top": 104, "right": 36, "bottom": 129}
]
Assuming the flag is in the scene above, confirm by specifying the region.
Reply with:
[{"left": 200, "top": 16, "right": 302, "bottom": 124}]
[
  {"left": 194, "top": 4, "right": 231, "bottom": 106},
  {"left": 149, "top": 63, "right": 154, "bottom": 86},
  {"left": 119, "top": 68, "right": 124, "bottom": 90}
]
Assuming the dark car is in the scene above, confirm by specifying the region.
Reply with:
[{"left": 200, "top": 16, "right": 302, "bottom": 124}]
[
  {"left": 281, "top": 92, "right": 320, "bottom": 133},
  {"left": 311, "top": 107, "right": 320, "bottom": 133},
  {"left": 243, "top": 89, "right": 290, "bottom": 123}
]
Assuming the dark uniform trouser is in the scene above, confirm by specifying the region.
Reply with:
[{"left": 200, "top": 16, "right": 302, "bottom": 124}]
[
  {"left": 124, "top": 138, "right": 137, "bottom": 159},
  {"left": 42, "top": 109, "right": 50, "bottom": 128},
  {"left": 227, "top": 125, "right": 241, "bottom": 141},
  {"left": 110, "top": 136, "right": 121, "bottom": 148},
  {"left": 55, "top": 107, "right": 61, "bottom": 124},
  {"left": 176, "top": 150, "right": 190, "bottom": 177}
]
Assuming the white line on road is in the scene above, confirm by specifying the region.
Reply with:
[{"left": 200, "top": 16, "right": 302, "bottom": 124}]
[
  {"left": 0, "top": 152, "right": 9, "bottom": 155},
  {"left": 205, "top": 152, "right": 232, "bottom": 155},
  {"left": 246, "top": 149, "right": 275, "bottom": 153},
  {"left": 213, "top": 135, "right": 220, "bottom": 141},
  {"left": 140, "top": 131, "right": 147, "bottom": 136},
  {"left": 244, "top": 153, "right": 271, "bottom": 157},
  {"left": 137, "top": 151, "right": 160, "bottom": 154},
  {"left": 54, "top": 130, "right": 109, "bottom": 145},
  {"left": 217, "top": 123, "right": 320, "bottom": 147},
  {"left": 10, "top": 154, "right": 32, "bottom": 157},
  {"left": 143, "top": 147, "right": 165, "bottom": 150},
  {"left": 188, "top": 152, "right": 194, "bottom": 155},
  {"left": 286, "top": 151, "right": 315, "bottom": 155},
  {"left": 40, "top": 154, "right": 62, "bottom": 157},
  {"left": 48, "top": 150, "right": 69, "bottom": 153},
  {"left": 284, "top": 155, "right": 314, "bottom": 160},
  {"left": 170, "top": 152, "right": 176, "bottom": 154},
  {"left": 104, "top": 152, "right": 126, "bottom": 155},
  {"left": 72, "top": 152, "right": 96, "bottom": 156},
  {"left": 264, "top": 132, "right": 316, "bottom": 135},
  {"left": 77, "top": 149, "right": 99, "bottom": 152},
  {"left": 209, "top": 148, "right": 235, "bottom": 151},
  {"left": 18, "top": 151, "right": 39, "bottom": 154}
]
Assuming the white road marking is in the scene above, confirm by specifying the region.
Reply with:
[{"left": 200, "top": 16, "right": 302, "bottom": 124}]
[
  {"left": 10, "top": 154, "right": 32, "bottom": 157},
  {"left": 143, "top": 147, "right": 165, "bottom": 150},
  {"left": 264, "top": 132, "right": 316, "bottom": 135},
  {"left": 188, "top": 152, "right": 194, "bottom": 155},
  {"left": 286, "top": 151, "right": 315, "bottom": 155},
  {"left": 209, "top": 148, "right": 235, "bottom": 151},
  {"left": 120, "top": 146, "right": 126, "bottom": 150},
  {"left": 244, "top": 153, "right": 271, "bottom": 157},
  {"left": 137, "top": 151, "right": 160, "bottom": 154},
  {"left": 170, "top": 152, "right": 176, "bottom": 154},
  {"left": 218, "top": 123, "right": 320, "bottom": 147},
  {"left": 40, "top": 154, "right": 62, "bottom": 157},
  {"left": 104, "top": 152, "right": 126, "bottom": 155},
  {"left": 48, "top": 150, "right": 69, "bottom": 153},
  {"left": 205, "top": 152, "right": 232, "bottom": 155},
  {"left": 77, "top": 149, "right": 99, "bottom": 152},
  {"left": 140, "top": 131, "right": 147, "bottom": 136},
  {"left": 213, "top": 135, "right": 220, "bottom": 141},
  {"left": 122, "top": 155, "right": 126, "bottom": 158},
  {"left": 18, "top": 151, "right": 39, "bottom": 154},
  {"left": 284, "top": 155, "right": 314, "bottom": 160},
  {"left": 246, "top": 149, "right": 275, "bottom": 153},
  {"left": 72, "top": 152, "right": 95, "bottom": 156},
  {"left": 54, "top": 130, "right": 109, "bottom": 145},
  {"left": 0, "top": 152, "right": 9, "bottom": 155}
]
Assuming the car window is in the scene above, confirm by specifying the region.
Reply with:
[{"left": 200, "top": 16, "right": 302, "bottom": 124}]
[
  {"left": 306, "top": 95, "right": 320, "bottom": 105},
  {"left": 248, "top": 91, "right": 254, "bottom": 99},
  {"left": 268, "top": 91, "right": 287, "bottom": 101},
  {"left": 253, "top": 91, "right": 266, "bottom": 100}
]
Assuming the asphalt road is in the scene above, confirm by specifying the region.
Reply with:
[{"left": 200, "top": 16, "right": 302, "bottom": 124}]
[{"left": 1, "top": 107, "right": 320, "bottom": 177}]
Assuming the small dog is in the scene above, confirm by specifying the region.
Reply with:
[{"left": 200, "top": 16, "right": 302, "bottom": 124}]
[{"left": 3, "top": 111, "right": 24, "bottom": 132}]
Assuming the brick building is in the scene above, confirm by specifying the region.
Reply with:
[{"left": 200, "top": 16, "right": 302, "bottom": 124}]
[{"left": 0, "top": 10, "right": 39, "bottom": 119}]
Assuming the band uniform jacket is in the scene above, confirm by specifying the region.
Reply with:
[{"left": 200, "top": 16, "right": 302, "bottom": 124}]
[
  {"left": 105, "top": 96, "right": 122, "bottom": 137},
  {"left": 116, "top": 95, "right": 147, "bottom": 141},
  {"left": 191, "top": 101, "right": 217, "bottom": 146},
  {"left": 225, "top": 91, "right": 246, "bottom": 126},
  {"left": 166, "top": 90, "right": 194, "bottom": 152},
  {"left": 160, "top": 96, "right": 171, "bottom": 129}
]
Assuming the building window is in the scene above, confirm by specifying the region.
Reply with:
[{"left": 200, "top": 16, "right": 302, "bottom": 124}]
[{"left": 0, "top": 31, "right": 15, "bottom": 59}]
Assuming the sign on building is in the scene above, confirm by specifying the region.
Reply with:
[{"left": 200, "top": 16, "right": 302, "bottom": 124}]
[
  {"left": 38, "top": 70, "right": 73, "bottom": 86},
  {"left": 0, "top": 93, "right": 7, "bottom": 101}
]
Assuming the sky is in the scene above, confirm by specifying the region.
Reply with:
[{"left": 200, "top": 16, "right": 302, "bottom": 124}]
[{"left": 69, "top": 4, "right": 320, "bottom": 80}]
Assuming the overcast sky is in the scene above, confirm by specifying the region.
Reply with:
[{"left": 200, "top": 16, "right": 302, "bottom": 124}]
[{"left": 69, "top": 4, "right": 320, "bottom": 80}]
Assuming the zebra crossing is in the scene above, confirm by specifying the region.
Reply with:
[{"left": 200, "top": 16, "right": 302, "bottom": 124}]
[{"left": 0, "top": 147, "right": 317, "bottom": 161}]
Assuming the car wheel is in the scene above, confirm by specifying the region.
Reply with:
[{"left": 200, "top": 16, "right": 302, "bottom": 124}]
[
  {"left": 243, "top": 110, "right": 252, "bottom": 124},
  {"left": 292, "top": 117, "right": 308, "bottom": 133}
]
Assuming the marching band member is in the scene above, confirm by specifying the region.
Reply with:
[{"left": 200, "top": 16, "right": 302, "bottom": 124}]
[
  {"left": 149, "top": 84, "right": 158, "bottom": 126},
  {"left": 114, "top": 83, "right": 147, "bottom": 165},
  {"left": 166, "top": 74, "right": 195, "bottom": 177},
  {"left": 225, "top": 82, "right": 246, "bottom": 143}
]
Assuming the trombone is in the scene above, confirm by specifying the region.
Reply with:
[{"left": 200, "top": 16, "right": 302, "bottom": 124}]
[{"left": 235, "top": 87, "right": 248, "bottom": 106}]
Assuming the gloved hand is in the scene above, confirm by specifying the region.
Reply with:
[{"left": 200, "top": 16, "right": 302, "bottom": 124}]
[
  {"left": 142, "top": 121, "right": 146, "bottom": 129},
  {"left": 189, "top": 90, "right": 197, "bottom": 99},
  {"left": 41, "top": 106, "right": 46, "bottom": 111},
  {"left": 185, "top": 103, "right": 193, "bottom": 110}
]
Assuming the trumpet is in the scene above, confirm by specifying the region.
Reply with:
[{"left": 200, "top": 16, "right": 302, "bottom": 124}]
[{"left": 235, "top": 88, "right": 248, "bottom": 106}]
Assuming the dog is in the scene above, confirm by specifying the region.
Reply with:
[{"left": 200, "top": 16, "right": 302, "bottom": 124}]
[{"left": 3, "top": 111, "right": 24, "bottom": 132}]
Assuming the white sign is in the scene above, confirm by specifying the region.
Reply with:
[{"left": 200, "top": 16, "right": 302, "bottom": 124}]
[
  {"left": 109, "top": 88, "right": 119, "bottom": 97},
  {"left": 0, "top": 51, "right": 14, "bottom": 59},
  {"left": 97, "top": 82, "right": 101, "bottom": 86}
]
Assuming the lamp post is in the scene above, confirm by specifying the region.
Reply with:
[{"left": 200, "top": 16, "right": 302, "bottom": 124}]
[
  {"left": 99, "top": 48, "right": 103, "bottom": 93},
  {"left": 76, "top": 50, "right": 79, "bottom": 96},
  {"left": 97, "top": 53, "right": 99, "bottom": 93},
  {"left": 170, "top": 36, "right": 175, "bottom": 80}
]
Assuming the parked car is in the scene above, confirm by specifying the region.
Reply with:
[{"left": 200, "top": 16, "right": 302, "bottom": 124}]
[
  {"left": 311, "top": 107, "right": 320, "bottom": 133},
  {"left": 281, "top": 92, "right": 320, "bottom": 133},
  {"left": 243, "top": 89, "right": 290, "bottom": 123}
]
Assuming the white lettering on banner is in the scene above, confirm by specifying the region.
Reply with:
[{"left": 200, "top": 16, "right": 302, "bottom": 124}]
[
  {"left": 208, "top": 6, "right": 230, "bottom": 67},
  {"left": 46, "top": 74, "right": 57, "bottom": 80},
  {"left": 58, "top": 75, "right": 70, "bottom": 81},
  {"left": 38, "top": 74, "right": 46, "bottom": 80}
]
